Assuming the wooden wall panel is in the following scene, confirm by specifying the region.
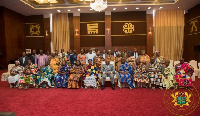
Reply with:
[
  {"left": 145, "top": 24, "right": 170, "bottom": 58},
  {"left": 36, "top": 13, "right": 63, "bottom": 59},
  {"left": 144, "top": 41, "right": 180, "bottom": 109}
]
[
  {"left": 105, "top": 15, "right": 111, "bottom": 50},
  {"left": 80, "top": 13, "right": 105, "bottom": 49},
  {"left": 146, "top": 14, "right": 153, "bottom": 57},
  {"left": 183, "top": 4, "right": 200, "bottom": 62},
  {"left": 25, "top": 15, "right": 45, "bottom": 52},
  {"left": 4, "top": 7, "right": 25, "bottom": 64},
  {"left": 0, "top": 7, "right": 7, "bottom": 69},
  {"left": 111, "top": 11, "right": 147, "bottom": 53},
  {"left": 44, "top": 18, "right": 51, "bottom": 52},
  {"left": 73, "top": 16, "right": 80, "bottom": 53},
  {"left": 68, "top": 13, "right": 74, "bottom": 50}
]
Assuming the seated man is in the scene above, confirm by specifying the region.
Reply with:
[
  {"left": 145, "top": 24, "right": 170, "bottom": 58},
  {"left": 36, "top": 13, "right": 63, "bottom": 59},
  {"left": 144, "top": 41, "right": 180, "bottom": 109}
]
[
  {"left": 18, "top": 60, "right": 38, "bottom": 90},
  {"left": 101, "top": 60, "right": 115, "bottom": 90},
  {"left": 8, "top": 60, "right": 24, "bottom": 88},
  {"left": 116, "top": 58, "right": 134, "bottom": 89},
  {"left": 134, "top": 59, "right": 148, "bottom": 88},
  {"left": 175, "top": 58, "right": 194, "bottom": 87},
  {"left": 68, "top": 60, "right": 84, "bottom": 89},
  {"left": 162, "top": 60, "right": 175, "bottom": 89},
  {"left": 55, "top": 61, "right": 70, "bottom": 88},
  {"left": 147, "top": 57, "right": 163, "bottom": 90},
  {"left": 36, "top": 61, "right": 54, "bottom": 89},
  {"left": 84, "top": 59, "right": 99, "bottom": 89}
]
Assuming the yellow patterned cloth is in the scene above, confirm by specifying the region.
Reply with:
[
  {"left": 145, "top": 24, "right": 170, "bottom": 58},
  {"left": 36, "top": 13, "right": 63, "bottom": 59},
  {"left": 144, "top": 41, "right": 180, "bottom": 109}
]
[
  {"left": 50, "top": 57, "right": 59, "bottom": 74},
  {"left": 138, "top": 54, "right": 150, "bottom": 64}
]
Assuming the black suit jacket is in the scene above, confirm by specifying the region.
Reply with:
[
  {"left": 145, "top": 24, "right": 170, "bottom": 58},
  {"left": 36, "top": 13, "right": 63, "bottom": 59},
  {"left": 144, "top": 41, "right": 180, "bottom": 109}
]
[{"left": 19, "top": 56, "right": 30, "bottom": 67}]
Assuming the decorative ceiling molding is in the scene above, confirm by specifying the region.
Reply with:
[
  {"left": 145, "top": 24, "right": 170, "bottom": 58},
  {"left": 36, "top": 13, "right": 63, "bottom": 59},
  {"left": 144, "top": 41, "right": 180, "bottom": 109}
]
[{"left": 20, "top": 0, "right": 179, "bottom": 9}]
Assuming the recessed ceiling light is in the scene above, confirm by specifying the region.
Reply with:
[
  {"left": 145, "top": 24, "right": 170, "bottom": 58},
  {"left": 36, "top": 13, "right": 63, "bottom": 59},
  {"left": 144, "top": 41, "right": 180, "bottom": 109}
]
[
  {"left": 68, "top": 10, "right": 70, "bottom": 11},
  {"left": 78, "top": 9, "right": 80, "bottom": 11},
  {"left": 57, "top": 10, "right": 60, "bottom": 12},
  {"left": 113, "top": 8, "right": 116, "bottom": 10},
  {"left": 148, "top": 7, "right": 151, "bottom": 9},
  {"left": 125, "top": 8, "right": 127, "bottom": 10},
  {"left": 90, "top": 9, "right": 92, "bottom": 10},
  {"left": 136, "top": 8, "right": 139, "bottom": 9},
  {"left": 178, "top": 7, "right": 180, "bottom": 8},
  {"left": 159, "top": 7, "right": 163, "bottom": 9}
]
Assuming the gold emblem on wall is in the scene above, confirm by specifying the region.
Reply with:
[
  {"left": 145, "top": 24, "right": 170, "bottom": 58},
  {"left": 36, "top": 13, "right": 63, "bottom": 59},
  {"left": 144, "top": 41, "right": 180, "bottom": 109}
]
[
  {"left": 30, "top": 24, "right": 40, "bottom": 35},
  {"left": 190, "top": 19, "right": 198, "bottom": 33},
  {"left": 123, "top": 23, "right": 134, "bottom": 34},
  {"left": 87, "top": 23, "right": 98, "bottom": 34}
]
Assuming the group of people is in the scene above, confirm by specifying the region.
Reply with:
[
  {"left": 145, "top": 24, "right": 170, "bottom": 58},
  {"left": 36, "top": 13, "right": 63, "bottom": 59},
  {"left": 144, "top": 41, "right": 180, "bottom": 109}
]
[{"left": 7, "top": 47, "right": 194, "bottom": 90}]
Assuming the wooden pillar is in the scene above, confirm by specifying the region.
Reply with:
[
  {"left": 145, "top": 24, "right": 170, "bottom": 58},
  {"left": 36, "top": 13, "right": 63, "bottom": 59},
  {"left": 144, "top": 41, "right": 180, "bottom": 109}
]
[
  {"left": 146, "top": 14, "right": 154, "bottom": 57},
  {"left": 105, "top": 12, "right": 112, "bottom": 51},
  {"left": 73, "top": 16, "right": 80, "bottom": 53},
  {"left": 43, "top": 18, "right": 51, "bottom": 52}
]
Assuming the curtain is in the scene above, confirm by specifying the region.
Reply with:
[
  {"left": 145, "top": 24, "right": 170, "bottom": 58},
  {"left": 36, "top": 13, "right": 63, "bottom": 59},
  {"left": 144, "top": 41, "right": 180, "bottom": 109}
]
[
  {"left": 155, "top": 10, "right": 184, "bottom": 60},
  {"left": 52, "top": 13, "right": 70, "bottom": 53}
]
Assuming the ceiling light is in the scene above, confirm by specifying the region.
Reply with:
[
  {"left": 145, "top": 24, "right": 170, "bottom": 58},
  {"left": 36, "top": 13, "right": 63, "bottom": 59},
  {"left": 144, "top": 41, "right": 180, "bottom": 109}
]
[
  {"left": 78, "top": 9, "right": 80, "bottom": 11},
  {"left": 90, "top": 0, "right": 107, "bottom": 12},
  {"left": 125, "top": 8, "right": 127, "bottom": 10},
  {"left": 159, "top": 7, "right": 163, "bottom": 9},
  {"left": 90, "top": 9, "right": 92, "bottom": 10},
  {"left": 148, "top": 7, "right": 151, "bottom": 9},
  {"left": 113, "top": 8, "right": 116, "bottom": 10},
  {"left": 136, "top": 8, "right": 139, "bottom": 9},
  {"left": 57, "top": 10, "right": 60, "bottom": 12},
  {"left": 35, "top": 0, "right": 58, "bottom": 4},
  {"left": 68, "top": 10, "right": 70, "bottom": 11},
  {"left": 178, "top": 7, "right": 180, "bottom": 8}
]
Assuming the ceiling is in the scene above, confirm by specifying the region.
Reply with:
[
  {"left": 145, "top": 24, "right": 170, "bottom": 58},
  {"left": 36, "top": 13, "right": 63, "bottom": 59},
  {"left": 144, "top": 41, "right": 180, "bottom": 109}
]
[{"left": 0, "top": 0, "right": 200, "bottom": 16}]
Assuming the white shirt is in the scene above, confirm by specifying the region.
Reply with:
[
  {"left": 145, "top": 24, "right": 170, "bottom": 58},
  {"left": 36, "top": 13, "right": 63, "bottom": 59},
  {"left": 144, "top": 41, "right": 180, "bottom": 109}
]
[
  {"left": 86, "top": 53, "right": 96, "bottom": 64},
  {"left": 23, "top": 57, "right": 25, "bottom": 64}
]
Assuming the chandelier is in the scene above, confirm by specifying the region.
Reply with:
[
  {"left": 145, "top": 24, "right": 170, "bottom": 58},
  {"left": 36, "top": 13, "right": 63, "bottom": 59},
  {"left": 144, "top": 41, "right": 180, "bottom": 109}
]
[
  {"left": 35, "top": 0, "right": 58, "bottom": 4},
  {"left": 90, "top": 0, "right": 107, "bottom": 12}
]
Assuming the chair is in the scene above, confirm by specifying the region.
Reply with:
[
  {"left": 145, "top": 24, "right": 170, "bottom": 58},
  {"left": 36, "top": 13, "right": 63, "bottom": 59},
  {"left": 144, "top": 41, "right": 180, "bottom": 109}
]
[
  {"left": 169, "top": 60, "right": 174, "bottom": 67},
  {"left": 174, "top": 61, "right": 180, "bottom": 67},
  {"left": 100, "top": 61, "right": 117, "bottom": 82},
  {"left": 1, "top": 64, "right": 15, "bottom": 81},
  {"left": 189, "top": 60, "right": 200, "bottom": 79}
]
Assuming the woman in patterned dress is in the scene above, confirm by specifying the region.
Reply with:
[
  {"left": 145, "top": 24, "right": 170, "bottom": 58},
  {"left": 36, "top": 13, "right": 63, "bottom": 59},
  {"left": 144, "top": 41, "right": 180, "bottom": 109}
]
[
  {"left": 68, "top": 60, "right": 84, "bottom": 88},
  {"left": 50, "top": 53, "right": 59, "bottom": 74},
  {"left": 55, "top": 61, "right": 70, "bottom": 88},
  {"left": 84, "top": 59, "right": 99, "bottom": 89},
  {"left": 18, "top": 60, "right": 38, "bottom": 90},
  {"left": 106, "top": 50, "right": 115, "bottom": 61},
  {"left": 94, "top": 51, "right": 103, "bottom": 71},
  {"left": 175, "top": 58, "right": 194, "bottom": 87},
  {"left": 8, "top": 60, "right": 24, "bottom": 88},
  {"left": 115, "top": 53, "right": 122, "bottom": 71}
]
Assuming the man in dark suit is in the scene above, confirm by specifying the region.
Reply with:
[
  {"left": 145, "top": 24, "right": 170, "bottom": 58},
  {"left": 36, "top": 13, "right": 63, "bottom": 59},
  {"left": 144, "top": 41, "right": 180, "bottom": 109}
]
[
  {"left": 132, "top": 48, "right": 139, "bottom": 59},
  {"left": 19, "top": 52, "right": 30, "bottom": 67},
  {"left": 30, "top": 49, "right": 36, "bottom": 64},
  {"left": 101, "top": 60, "right": 115, "bottom": 90}
]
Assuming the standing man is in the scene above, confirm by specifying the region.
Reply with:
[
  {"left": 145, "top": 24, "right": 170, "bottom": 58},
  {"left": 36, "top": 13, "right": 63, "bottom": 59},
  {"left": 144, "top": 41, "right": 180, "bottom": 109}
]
[
  {"left": 86, "top": 49, "right": 96, "bottom": 64},
  {"left": 132, "top": 48, "right": 139, "bottom": 59},
  {"left": 35, "top": 50, "right": 48, "bottom": 69},
  {"left": 19, "top": 52, "right": 30, "bottom": 67},
  {"left": 30, "top": 49, "right": 37, "bottom": 64},
  {"left": 101, "top": 60, "right": 115, "bottom": 90}
]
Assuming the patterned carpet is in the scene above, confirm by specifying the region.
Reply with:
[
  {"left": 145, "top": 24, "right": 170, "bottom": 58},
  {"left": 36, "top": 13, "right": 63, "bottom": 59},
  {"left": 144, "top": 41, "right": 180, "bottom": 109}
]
[{"left": 0, "top": 70, "right": 200, "bottom": 116}]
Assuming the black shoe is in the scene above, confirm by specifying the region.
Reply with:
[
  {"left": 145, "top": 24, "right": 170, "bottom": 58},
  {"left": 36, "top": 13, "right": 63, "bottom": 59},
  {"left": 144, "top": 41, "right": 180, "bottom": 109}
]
[
  {"left": 101, "top": 85, "right": 105, "bottom": 90},
  {"left": 112, "top": 84, "right": 115, "bottom": 90}
]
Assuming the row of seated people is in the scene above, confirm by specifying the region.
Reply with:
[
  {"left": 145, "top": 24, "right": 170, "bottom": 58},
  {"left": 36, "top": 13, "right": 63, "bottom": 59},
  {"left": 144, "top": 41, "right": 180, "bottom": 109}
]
[{"left": 7, "top": 49, "right": 194, "bottom": 90}]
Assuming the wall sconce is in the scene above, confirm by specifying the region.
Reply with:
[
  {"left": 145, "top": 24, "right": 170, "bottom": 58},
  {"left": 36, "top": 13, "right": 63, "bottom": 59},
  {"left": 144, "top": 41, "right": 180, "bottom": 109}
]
[
  {"left": 75, "top": 30, "right": 78, "bottom": 35},
  {"left": 149, "top": 28, "right": 152, "bottom": 34},
  {"left": 107, "top": 29, "right": 110, "bottom": 33},
  {"left": 45, "top": 30, "right": 48, "bottom": 36}
]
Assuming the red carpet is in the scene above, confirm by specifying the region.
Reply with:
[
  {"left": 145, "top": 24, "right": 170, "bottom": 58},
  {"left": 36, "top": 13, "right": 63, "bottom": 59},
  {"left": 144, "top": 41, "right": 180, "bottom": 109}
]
[{"left": 0, "top": 70, "right": 200, "bottom": 116}]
